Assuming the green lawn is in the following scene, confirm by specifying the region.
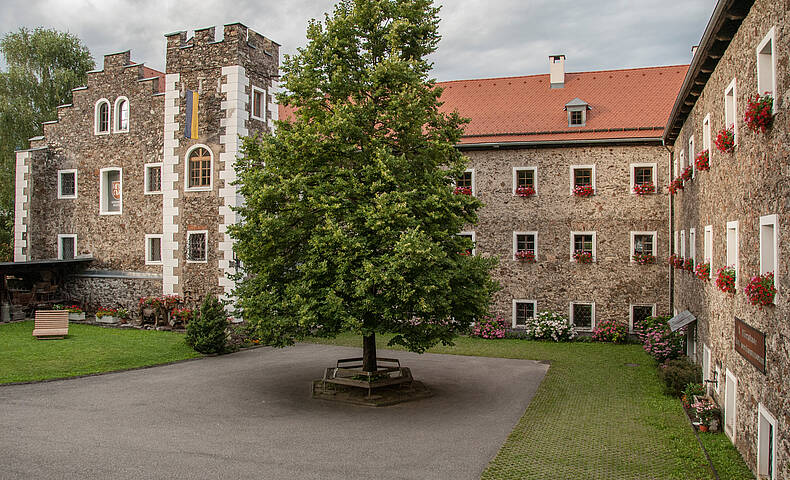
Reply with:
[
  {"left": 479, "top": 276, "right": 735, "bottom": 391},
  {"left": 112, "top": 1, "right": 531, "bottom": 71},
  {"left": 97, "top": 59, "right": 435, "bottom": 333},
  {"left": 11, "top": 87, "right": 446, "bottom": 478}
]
[
  {"left": 699, "top": 431, "right": 756, "bottom": 479},
  {"left": 306, "top": 334, "right": 720, "bottom": 479},
  {"left": 0, "top": 321, "right": 200, "bottom": 384}
]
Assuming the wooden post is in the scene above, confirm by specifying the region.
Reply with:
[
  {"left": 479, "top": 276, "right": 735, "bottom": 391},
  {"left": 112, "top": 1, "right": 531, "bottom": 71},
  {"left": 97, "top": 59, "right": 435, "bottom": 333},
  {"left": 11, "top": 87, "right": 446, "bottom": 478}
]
[{"left": 362, "top": 334, "right": 377, "bottom": 372}]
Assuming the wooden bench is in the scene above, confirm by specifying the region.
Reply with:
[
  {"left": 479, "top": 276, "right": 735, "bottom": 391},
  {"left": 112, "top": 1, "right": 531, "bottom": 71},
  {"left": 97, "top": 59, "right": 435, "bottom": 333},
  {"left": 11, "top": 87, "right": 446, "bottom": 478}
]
[{"left": 32, "top": 310, "right": 69, "bottom": 339}]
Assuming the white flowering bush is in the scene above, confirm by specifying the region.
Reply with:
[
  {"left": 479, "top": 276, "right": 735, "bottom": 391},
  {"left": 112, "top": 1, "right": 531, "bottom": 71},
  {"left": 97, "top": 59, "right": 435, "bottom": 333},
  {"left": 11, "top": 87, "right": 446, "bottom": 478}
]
[{"left": 523, "top": 311, "right": 576, "bottom": 342}]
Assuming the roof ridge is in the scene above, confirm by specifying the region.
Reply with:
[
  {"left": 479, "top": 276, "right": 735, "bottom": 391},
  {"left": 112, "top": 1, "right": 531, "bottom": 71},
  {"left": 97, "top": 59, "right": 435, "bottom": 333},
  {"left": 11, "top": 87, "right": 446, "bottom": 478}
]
[{"left": 437, "top": 64, "right": 688, "bottom": 85}]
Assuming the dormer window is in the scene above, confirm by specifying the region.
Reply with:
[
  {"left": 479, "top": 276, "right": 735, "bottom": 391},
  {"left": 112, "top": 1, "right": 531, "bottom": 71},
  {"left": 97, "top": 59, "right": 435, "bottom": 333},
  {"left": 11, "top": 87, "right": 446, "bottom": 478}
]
[{"left": 565, "top": 98, "right": 589, "bottom": 127}]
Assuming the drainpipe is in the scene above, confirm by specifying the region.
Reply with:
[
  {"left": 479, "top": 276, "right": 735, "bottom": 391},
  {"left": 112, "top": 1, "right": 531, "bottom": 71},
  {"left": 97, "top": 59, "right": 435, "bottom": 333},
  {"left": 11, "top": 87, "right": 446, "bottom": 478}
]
[{"left": 664, "top": 141, "right": 674, "bottom": 315}]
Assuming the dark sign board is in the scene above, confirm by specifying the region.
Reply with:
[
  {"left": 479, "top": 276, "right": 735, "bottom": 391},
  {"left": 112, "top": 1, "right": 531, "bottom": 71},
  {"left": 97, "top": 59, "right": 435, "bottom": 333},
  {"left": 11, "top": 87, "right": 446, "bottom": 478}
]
[{"left": 734, "top": 317, "right": 766, "bottom": 374}]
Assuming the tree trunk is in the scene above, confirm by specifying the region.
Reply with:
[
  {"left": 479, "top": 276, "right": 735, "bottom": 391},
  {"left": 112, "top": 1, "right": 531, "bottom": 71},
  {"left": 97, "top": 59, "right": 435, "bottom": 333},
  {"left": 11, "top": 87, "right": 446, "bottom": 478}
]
[{"left": 362, "top": 334, "right": 378, "bottom": 372}]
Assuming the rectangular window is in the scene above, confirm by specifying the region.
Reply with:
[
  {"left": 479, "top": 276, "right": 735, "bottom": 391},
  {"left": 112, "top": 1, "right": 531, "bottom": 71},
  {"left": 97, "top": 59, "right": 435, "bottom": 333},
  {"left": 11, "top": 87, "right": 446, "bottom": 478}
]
[
  {"left": 573, "top": 168, "right": 592, "bottom": 187},
  {"left": 145, "top": 234, "right": 163, "bottom": 265},
  {"left": 570, "top": 110, "right": 583, "bottom": 125},
  {"left": 145, "top": 163, "right": 162, "bottom": 194},
  {"left": 57, "top": 169, "right": 77, "bottom": 199},
  {"left": 724, "top": 79, "right": 738, "bottom": 144},
  {"left": 100, "top": 167, "right": 122, "bottom": 214},
  {"left": 251, "top": 86, "right": 266, "bottom": 121},
  {"left": 757, "top": 27, "right": 776, "bottom": 107},
  {"left": 724, "top": 369, "right": 738, "bottom": 441},
  {"left": 455, "top": 169, "right": 474, "bottom": 195},
  {"left": 702, "top": 344, "right": 711, "bottom": 385},
  {"left": 758, "top": 404, "right": 777, "bottom": 478},
  {"left": 680, "top": 230, "right": 686, "bottom": 258},
  {"left": 631, "top": 232, "right": 657, "bottom": 258},
  {"left": 760, "top": 215, "right": 778, "bottom": 284},
  {"left": 513, "top": 231, "right": 537, "bottom": 260},
  {"left": 570, "top": 302, "right": 594, "bottom": 331},
  {"left": 571, "top": 231, "right": 596, "bottom": 261},
  {"left": 727, "top": 221, "right": 739, "bottom": 286},
  {"left": 674, "top": 231, "right": 679, "bottom": 255},
  {"left": 704, "top": 225, "right": 713, "bottom": 278},
  {"left": 58, "top": 234, "right": 76, "bottom": 260},
  {"left": 688, "top": 136, "right": 695, "bottom": 177},
  {"left": 186, "top": 231, "right": 208, "bottom": 263},
  {"left": 630, "top": 163, "right": 656, "bottom": 194},
  {"left": 458, "top": 231, "right": 475, "bottom": 256},
  {"left": 512, "top": 299, "right": 536, "bottom": 328},
  {"left": 630, "top": 304, "right": 655, "bottom": 334},
  {"left": 689, "top": 228, "right": 696, "bottom": 264},
  {"left": 703, "top": 114, "right": 711, "bottom": 157},
  {"left": 512, "top": 167, "right": 537, "bottom": 195}
]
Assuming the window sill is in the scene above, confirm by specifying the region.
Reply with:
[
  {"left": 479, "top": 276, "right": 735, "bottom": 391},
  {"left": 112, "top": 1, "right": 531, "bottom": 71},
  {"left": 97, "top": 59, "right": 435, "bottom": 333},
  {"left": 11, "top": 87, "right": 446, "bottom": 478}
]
[
  {"left": 250, "top": 115, "right": 266, "bottom": 122},
  {"left": 185, "top": 187, "right": 213, "bottom": 192},
  {"left": 94, "top": 131, "right": 110, "bottom": 136},
  {"left": 99, "top": 211, "right": 122, "bottom": 216},
  {"left": 186, "top": 259, "right": 208, "bottom": 264},
  {"left": 57, "top": 195, "right": 77, "bottom": 200},
  {"left": 145, "top": 261, "right": 163, "bottom": 266},
  {"left": 113, "top": 129, "right": 129, "bottom": 134},
  {"left": 144, "top": 190, "right": 163, "bottom": 196}
]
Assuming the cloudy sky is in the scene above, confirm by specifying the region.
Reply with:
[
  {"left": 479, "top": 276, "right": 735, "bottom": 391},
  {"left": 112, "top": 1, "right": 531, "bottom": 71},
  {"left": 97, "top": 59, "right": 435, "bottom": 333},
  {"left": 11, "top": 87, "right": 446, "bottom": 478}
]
[{"left": 1, "top": 0, "right": 715, "bottom": 81}]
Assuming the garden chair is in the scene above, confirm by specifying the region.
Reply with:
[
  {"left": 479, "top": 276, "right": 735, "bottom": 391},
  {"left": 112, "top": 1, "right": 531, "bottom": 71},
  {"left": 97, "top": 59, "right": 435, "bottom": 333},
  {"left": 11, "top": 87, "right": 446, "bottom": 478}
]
[{"left": 32, "top": 310, "right": 69, "bottom": 339}]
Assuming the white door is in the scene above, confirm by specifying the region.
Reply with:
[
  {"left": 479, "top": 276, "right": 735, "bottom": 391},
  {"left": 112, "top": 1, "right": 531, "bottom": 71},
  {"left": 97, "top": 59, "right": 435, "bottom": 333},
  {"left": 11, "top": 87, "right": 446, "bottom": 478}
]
[{"left": 724, "top": 370, "right": 737, "bottom": 440}]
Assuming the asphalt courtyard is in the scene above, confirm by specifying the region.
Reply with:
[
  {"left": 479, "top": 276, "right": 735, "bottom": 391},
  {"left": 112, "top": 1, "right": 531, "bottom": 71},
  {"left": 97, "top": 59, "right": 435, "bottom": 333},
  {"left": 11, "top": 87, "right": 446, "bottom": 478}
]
[{"left": 0, "top": 343, "right": 548, "bottom": 480}]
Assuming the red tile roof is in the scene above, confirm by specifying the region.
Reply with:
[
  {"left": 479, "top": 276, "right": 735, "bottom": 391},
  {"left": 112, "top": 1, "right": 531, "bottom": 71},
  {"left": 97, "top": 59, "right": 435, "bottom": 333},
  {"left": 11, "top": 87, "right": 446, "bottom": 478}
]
[
  {"left": 141, "top": 66, "right": 166, "bottom": 94},
  {"left": 279, "top": 64, "right": 688, "bottom": 144}
]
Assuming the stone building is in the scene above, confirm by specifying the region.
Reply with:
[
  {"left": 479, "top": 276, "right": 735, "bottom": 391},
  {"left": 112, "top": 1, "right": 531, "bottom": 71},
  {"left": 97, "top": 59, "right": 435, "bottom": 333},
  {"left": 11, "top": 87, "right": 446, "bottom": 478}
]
[
  {"left": 433, "top": 59, "right": 685, "bottom": 332},
  {"left": 13, "top": 23, "right": 279, "bottom": 311},
  {"left": 664, "top": 0, "right": 788, "bottom": 477}
]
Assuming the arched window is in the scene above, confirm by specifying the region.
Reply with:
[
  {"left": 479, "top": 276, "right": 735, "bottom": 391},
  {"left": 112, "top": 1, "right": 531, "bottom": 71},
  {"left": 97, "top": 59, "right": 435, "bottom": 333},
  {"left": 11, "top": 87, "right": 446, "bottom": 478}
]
[
  {"left": 95, "top": 99, "right": 110, "bottom": 134},
  {"left": 187, "top": 146, "right": 212, "bottom": 189},
  {"left": 114, "top": 97, "right": 129, "bottom": 132}
]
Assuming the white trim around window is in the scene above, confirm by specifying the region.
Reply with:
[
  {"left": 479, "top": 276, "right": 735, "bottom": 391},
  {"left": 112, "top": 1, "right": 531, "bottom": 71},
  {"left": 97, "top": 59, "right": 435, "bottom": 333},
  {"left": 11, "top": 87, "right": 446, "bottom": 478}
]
[
  {"left": 630, "top": 163, "right": 657, "bottom": 194},
  {"left": 702, "top": 113, "right": 711, "bottom": 161},
  {"left": 759, "top": 214, "right": 779, "bottom": 291},
  {"left": 57, "top": 169, "right": 77, "bottom": 199},
  {"left": 250, "top": 85, "right": 266, "bottom": 121},
  {"left": 511, "top": 299, "right": 537, "bottom": 328},
  {"left": 145, "top": 234, "right": 163, "bottom": 265},
  {"left": 704, "top": 225, "right": 713, "bottom": 278},
  {"left": 757, "top": 403, "right": 778, "bottom": 478},
  {"left": 688, "top": 136, "right": 695, "bottom": 178},
  {"left": 724, "top": 369, "right": 738, "bottom": 442},
  {"left": 113, "top": 96, "right": 130, "bottom": 133},
  {"left": 628, "top": 303, "right": 656, "bottom": 334},
  {"left": 465, "top": 168, "right": 476, "bottom": 196},
  {"left": 512, "top": 166, "right": 538, "bottom": 196},
  {"left": 186, "top": 230, "right": 209, "bottom": 264},
  {"left": 689, "top": 228, "right": 696, "bottom": 264},
  {"left": 57, "top": 234, "right": 77, "bottom": 260},
  {"left": 724, "top": 78, "right": 738, "bottom": 145},
  {"left": 458, "top": 231, "right": 476, "bottom": 256},
  {"left": 569, "top": 164, "right": 596, "bottom": 194},
  {"left": 756, "top": 27, "right": 777, "bottom": 112},
  {"left": 570, "top": 231, "right": 597, "bottom": 262},
  {"left": 513, "top": 231, "right": 538, "bottom": 261},
  {"left": 144, "top": 162, "right": 163, "bottom": 195},
  {"left": 569, "top": 301, "right": 595, "bottom": 331},
  {"left": 99, "top": 167, "right": 123, "bottom": 215},
  {"left": 184, "top": 144, "right": 214, "bottom": 192},
  {"left": 94, "top": 98, "right": 111, "bottom": 135},
  {"left": 726, "top": 220, "right": 739, "bottom": 288},
  {"left": 630, "top": 231, "right": 657, "bottom": 262}
]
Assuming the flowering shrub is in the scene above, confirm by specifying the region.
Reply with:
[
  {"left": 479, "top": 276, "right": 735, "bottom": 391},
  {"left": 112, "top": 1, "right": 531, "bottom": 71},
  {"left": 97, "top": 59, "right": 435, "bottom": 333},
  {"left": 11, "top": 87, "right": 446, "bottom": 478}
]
[
  {"left": 515, "top": 185, "right": 536, "bottom": 197},
  {"left": 633, "top": 253, "right": 655, "bottom": 265},
  {"left": 515, "top": 250, "right": 535, "bottom": 262},
  {"left": 470, "top": 315, "right": 507, "bottom": 339},
  {"left": 668, "top": 254, "right": 684, "bottom": 269},
  {"left": 573, "top": 250, "right": 593, "bottom": 263},
  {"left": 454, "top": 186, "right": 472, "bottom": 195},
  {"left": 695, "top": 149, "right": 710, "bottom": 171},
  {"left": 692, "top": 397, "right": 719, "bottom": 426},
  {"left": 683, "top": 258, "right": 694, "bottom": 272},
  {"left": 139, "top": 294, "right": 183, "bottom": 311},
  {"left": 744, "top": 94, "right": 773, "bottom": 133},
  {"left": 573, "top": 184, "right": 594, "bottom": 197},
  {"left": 634, "top": 315, "right": 685, "bottom": 362},
  {"left": 139, "top": 296, "right": 163, "bottom": 309},
  {"left": 633, "top": 182, "right": 655, "bottom": 195},
  {"left": 170, "top": 307, "right": 193, "bottom": 324},
  {"left": 54, "top": 304, "right": 83, "bottom": 313},
  {"left": 592, "top": 319, "right": 628, "bottom": 343},
  {"left": 695, "top": 262, "right": 711, "bottom": 281},
  {"left": 680, "top": 165, "right": 693, "bottom": 182},
  {"left": 523, "top": 311, "right": 576, "bottom": 342},
  {"left": 659, "top": 357, "right": 702, "bottom": 396},
  {"left": 96, "top": 307, "right": 128, "bottom": 319},
  {"left": 715, "top": 266, "right": 736, "bottom": 294},
  {"left": 744, "top": 272, "right": 776, "bottom": 308},
  {"left": 715, "top": 127, "right": 735, "bottom": 153}
]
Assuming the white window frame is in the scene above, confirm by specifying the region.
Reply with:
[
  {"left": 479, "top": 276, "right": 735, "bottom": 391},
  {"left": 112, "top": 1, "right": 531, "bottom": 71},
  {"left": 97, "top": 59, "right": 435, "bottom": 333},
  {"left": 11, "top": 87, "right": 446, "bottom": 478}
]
[
  {"left": 57, "top": 169, "right": 77, "bottom": 199},
  {"left": 512, "top": 166, "right": 538, "bottom": 196},
  {"left": 760, "top": 215, "right": 779, "bottom": 291},
  {"left": 113, "top": 96, "right": 130, "bottom": 133},
  {"left": 57, "top": 234, "right": 77, "bottom": 260},
  {"left": 757, "top": 403, "right": 778, "bottom": 478},
  {"left": 145, "top": 234, "right": 163, "bottom": 265},
  {"left": 629, "top": 303, "right": 655, "bottom": 334},
  {"left": 630, "top": 231, "right": 657, "bottom": 262},
  {"left": 630, "top": 163, "right": 657, "bottom": 194},
  {"left": 144, "top": 162, "right": 163, "bottom": 195},
  {"left": 702, "top": 344, "right": 711, "bottom": 385},
  {"left": 688, "top": 136, "right": 695, "bottom": 178},
  {"left": 94, "top": 98, "right": 111, "bottom": 135},
  {"left": 186, "top": 230, "right": 208, "bottom": 264},
  {"left": 511, "top": 299, "right": 537, "bottom": 329},
  {"left": 680, "top": 230, "right": 686, "bottom": 258},
  {"left": 726, "top": 220, "right": 739, "bottom": 288},
  {"left": 724, "top": 369, "right": 738, "bottom": 442},
  {"left": 184, "top": 144, "right": 214, "bottom": 192},
  {"left": 250, "top": 85, "right": 266, "bottom": 121},
  {"left": 689, "top": 228, "right": 696, "bottom": 264},
  {"left": 569, "top": 164, "right": 596, "bottom": 194},
  {"left": 99, "top": 167, "right": 123, "bottom": 215},
  {"left": 724, "top": 78, "right": 738, "bottom": 145},
  {"left": 756, "top": 27, "right": 777, "bottom": 113},
  {"left": 674, "top": 231, "right": 679, "bottom": 255},
  {"left": 704, "top": 225, "right": 713, "bottom": 278},
  {"left": 702, "top": 114, "right": 711, "bottom": 163},
  {"left": 570, "top": 231, "right": 597, "bottom": 262},
  {"left": 513, "top": 231, "right": 538, "bottom": 261},
  {"left": 569, "top": 301, "right": 595, "bottom": 331},
  {"left": 458, "top": 231, "right": 476, "bottom": 256}
]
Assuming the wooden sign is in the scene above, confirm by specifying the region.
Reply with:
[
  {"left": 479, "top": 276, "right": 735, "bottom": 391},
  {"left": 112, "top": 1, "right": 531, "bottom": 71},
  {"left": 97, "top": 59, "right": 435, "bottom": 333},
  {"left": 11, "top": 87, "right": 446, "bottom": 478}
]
[{"left": 734, "top": 317, "right": 766, "bottom": 374}]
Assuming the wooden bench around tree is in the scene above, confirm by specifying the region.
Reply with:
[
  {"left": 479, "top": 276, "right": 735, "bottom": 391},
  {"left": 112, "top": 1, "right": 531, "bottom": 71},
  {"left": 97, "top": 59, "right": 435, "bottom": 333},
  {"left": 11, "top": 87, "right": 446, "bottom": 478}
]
[{"left": 32, "top": 310, "right": 69, "bottom": 339}]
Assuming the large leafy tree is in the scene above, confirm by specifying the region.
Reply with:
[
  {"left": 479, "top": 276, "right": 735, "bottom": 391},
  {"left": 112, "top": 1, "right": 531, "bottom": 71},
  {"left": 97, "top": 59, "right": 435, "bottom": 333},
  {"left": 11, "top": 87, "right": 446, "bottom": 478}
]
[
  {"left": 0, "top": 28, "right": 94, "bottom": 259},
  {"left": 230, "top": 0, "right": 498, "bottom": 371}
]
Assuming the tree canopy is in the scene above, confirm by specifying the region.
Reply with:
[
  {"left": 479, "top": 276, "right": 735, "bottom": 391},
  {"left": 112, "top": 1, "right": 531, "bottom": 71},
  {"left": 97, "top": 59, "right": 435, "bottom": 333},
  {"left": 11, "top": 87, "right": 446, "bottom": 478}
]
[
  {"left": 230, "top": 0, "right": 498, "bottom": 369},
  {"left": 0, "top": 27, "right": 94, "bottom": 259}
]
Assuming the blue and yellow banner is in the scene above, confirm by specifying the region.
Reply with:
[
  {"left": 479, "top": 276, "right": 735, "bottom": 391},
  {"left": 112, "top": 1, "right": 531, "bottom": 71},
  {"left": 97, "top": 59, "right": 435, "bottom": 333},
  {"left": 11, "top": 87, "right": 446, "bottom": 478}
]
[{"left": 184, "top": 90, "right": 199, "bottom": 139}]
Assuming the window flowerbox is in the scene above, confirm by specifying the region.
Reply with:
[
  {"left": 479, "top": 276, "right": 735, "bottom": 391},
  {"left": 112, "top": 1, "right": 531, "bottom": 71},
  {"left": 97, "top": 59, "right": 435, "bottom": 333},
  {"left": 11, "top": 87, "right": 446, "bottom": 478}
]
[
  {"left": 573, "top": 250, "right": 593, "bottom": 263},
  {"left": 744, "top": 94, "right": 773, "bottom": 133},
  {"left": 715, "top": 127, "right": 735, "bottom": 153},
  {"left": 680, "top": 166, "right": 693, "bottom": 182},
  {"left": 632, "top": 253, "right": 655, "bottom": 265},
  {"left": 744, "top": 272, "right": 776, "bottom": 308},
  {"left": 695, "top": 149, "right": 710, "bottom": 171},
  {"left": 633, "top": 182, "right": 655, "bottom": 196},
  {"left": 683, "top": 258, "right": 694, "bottom": 272},
  {"left": 668, "top": 254, "right": 684, "bottom": 269},
  {"left": 515, "top": 185, "right": 536, "bottom": 197},
  {"left": 668, "top": 178, "right": 684, "bottom": 195},
  {"left": 95, "top": 307, "right": 128, "bottom": 324},
  {"left": 453, "top": 186, "right": 472, "bottom": 195},
  {"left": 694, "top": 262, "right": 711, "bottom": 281},
  {"left": 515, "top": 250, "right": 536, "bottom": 262},
  {"left": 715, "top": 266, "right": 736, "bottom": 294},
  {"left": 572, "top": 184, "right": 594, "bottom": 197}
]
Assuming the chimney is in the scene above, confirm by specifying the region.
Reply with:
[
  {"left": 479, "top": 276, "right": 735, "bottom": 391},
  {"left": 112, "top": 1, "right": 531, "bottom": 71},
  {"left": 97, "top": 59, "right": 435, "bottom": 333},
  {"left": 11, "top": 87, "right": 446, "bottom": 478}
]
[
  {"left": 691, "top": 45, "right": 698, "bottom": 56},
  {"left": 549, "top": 54, "right": 565, "bottom": 89}
]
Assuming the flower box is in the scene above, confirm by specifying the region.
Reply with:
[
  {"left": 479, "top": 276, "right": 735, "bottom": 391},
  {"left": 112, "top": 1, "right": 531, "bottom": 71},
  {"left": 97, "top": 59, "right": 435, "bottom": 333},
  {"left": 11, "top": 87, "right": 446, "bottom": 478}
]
[
  {"left": 744, "top": 94, "right": 773, "bottom": 133},
  {"left": 668, "top": 177, "right": 684, "bottom": 195},
  {"left": 695, "top": 149, "right": 710, "bottom": 171},
  {"left": 515, "top": 185, "right": 536, "bottom": 197},
  {"left": 744, "top": 272, "right": 776, "bottom": 308},
  {"left": 68, "top": 312, "right": 86, "bottom": 321},
  {"left": 680, "top": 166, "right": 693, "bottom": 182},
  {"left": 453, "top": 186, "right": 472, "bottom": 195},
  {"left": 683, "top": 258, "right": 694, "bottom": 272},
  {"left": 715, "top": 266, "right": 736, "bottom": 294},
  {"left": 668, "top": 254, "right": 684, "bottom": 269},
  {"left": 633, "top": 182, "right": 655, "bottom": 196},
  {"left": 633, "top": 253, "right": 655, "bottom": 265},
  {"left": 95, "top": 307, "right": 128, "bottom": 324},
  {"left": 573, "top": 250, "right": 593, "bottom": 263},
  {"left": 695, "top": 262, "right": 711, "bottom": 281},
  {"left": 715, "top": 127, "right": 735, "bottom": 153},
  {"left": 515, "top": 250, "right": 535, "bottom": 262},
  {"left": 572, "top": 184, "right": 594, "bottom": 197}
]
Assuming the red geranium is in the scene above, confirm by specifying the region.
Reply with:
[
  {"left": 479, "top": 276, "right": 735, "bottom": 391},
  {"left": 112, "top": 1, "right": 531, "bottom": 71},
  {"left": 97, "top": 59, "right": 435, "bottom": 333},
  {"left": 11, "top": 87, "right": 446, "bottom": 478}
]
[
  {"left": 633, "top": 182, "right": 655, "bottom": 195},
  {"left": 744, "top": 272, "right": 776, "bottom": 308},
  {"left": 715, "top": 266, "right": 736, "bottom": 294},
  {"left": 744, "top": 94, "right": 773, "bottom": 133},
  {"left": 695, "top": 262, "right": 711, "bottom": 281},
  {"left": 695, "top": 149, "right": 710, "bottom": 171},
  {"left": 515, "top": 185, "right": 536, "bottom": 197},
  {"left": 454, "top": 186, "right": 472, "bottom": 195},
  {"left": 715, "top": 127, "right": 735, "bottom": 153},
  {"left": 573, "top": 250, "right": 593, "bottom": 263},
  {"left": 515, "top": 250, "right": 536, "bottom": 262},
  {"left": 573, "top": 184, "right": 594, "bottom": 197},
  {"left": 633, "top": 253, "right": 655, "bottom": 265}
]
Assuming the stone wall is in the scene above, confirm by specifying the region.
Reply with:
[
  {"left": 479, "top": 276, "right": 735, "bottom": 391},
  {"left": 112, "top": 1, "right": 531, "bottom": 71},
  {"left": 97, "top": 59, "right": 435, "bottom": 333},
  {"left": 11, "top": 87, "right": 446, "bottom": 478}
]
[
  {"left": 463, "top": 143, "right": 670, "bottom": 327},
  {"left": 670, "top": 0, "right": 789, "bottom": 476},
  {"left": 62, "top": 273, "right": 162, "bottom": 315}
]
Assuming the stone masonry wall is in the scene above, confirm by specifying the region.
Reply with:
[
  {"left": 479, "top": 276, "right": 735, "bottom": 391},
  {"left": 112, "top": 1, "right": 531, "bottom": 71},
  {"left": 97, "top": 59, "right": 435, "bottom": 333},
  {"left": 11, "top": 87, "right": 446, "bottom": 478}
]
[
  {"left": 62, "top": 274, "right": 162, "bottom": 315},
  {"left": 463, "top": 143, "right": 670, "bottom": 328},
  {"left": 671, "top": 0, "right": 789, "bottom": 476}
]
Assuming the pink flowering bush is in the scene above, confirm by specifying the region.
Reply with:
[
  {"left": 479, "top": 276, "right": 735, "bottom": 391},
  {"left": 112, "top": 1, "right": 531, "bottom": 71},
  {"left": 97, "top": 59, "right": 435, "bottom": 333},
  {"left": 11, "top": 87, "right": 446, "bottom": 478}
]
[
  {"left": 744, "top": 272, "right": 776, "bottom": 308},
  {"left": 470, "top": 315, "right": 507, "bottom": 339},
  {"left": 592, "top": 319, "right": 628, "bottom": 343},
  {"left": 634, "top": 315, "right": 685, "bottom": 362},
  {"left": 523, "top": 311, "right": 576, "bottom": 342}
]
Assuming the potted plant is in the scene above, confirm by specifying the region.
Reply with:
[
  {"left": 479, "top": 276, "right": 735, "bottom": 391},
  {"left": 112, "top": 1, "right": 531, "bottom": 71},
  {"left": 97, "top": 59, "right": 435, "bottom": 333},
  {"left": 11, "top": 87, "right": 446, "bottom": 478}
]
[
  {"left": 96, "top": 307, "right": 119, "bottom": 324},
  {"left": 515, "top": 185, "right": 536, "bottom": 197},
  {"left": 170, "top": 307, "right": 193, "bottom": 327},
  {"left": 715, "top": 127, "right": 735, "bottom": 153},
  {"left": 633, "top": 181, "right": 655, "bottom": 195},
  {"left": 453, "top": 186, "right": 472, "bottom": 195},
  {"left": 515, "top": 250, "right": 536, "bottom": 262},
  {"left": 744, "top": 93, "right": 773, "bottom": 133},
  {"left": 573, "top": 250, "right": 593, "bottom": 263},
  {"left": 692, "top": 397, "right": 718, "bottom": 432},
  {"left": 572, "top": 184, "right": 594, "bottom": 197},
  {"left": 633, "top": 253, "right": 656, "bottom": 265},
  {"left": 66, "top": 304, "right": 85, "bottom": 321},
  {"left": 682, "top": 383, "right": 705, "bottom": 410},
  {"left": 695, "top": 262, "right": 711, "bottom": 281},
  {"left": 695, "top": 149, "right": 710, "bottom": 171},
  {"left": 715, "top": 266, "right": 736, "bottom": 294},
  {"left": 744, "top": 272, "right": 776, "bottom": 308}
]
